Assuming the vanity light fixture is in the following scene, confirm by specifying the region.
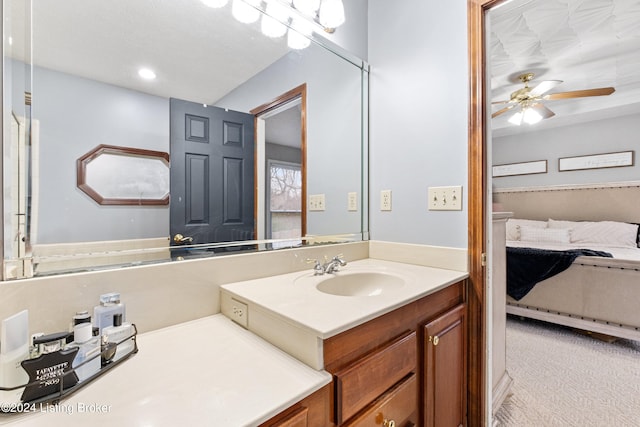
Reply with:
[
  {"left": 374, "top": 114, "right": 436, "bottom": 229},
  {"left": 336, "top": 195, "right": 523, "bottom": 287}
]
[
  {"left": 227, "top": 0, "right": 345, "bottom": 48},
  {"left": 138, "top": 68, "right": 157, "bottom": 80},
  {"left": 232, "top": 0, "right": 261, "bottom": 23}
]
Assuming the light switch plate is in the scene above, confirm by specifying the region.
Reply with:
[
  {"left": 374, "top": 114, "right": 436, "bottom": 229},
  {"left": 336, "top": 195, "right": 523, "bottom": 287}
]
[
  {"left": 428, "top": 186, "right": 463, "bottom": 211},
  {"left": 308, "top": 194, "right": 326, "bottom": 211}
]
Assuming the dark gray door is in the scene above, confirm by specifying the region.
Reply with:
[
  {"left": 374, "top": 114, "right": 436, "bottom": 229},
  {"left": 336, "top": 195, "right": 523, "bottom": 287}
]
[{"left": 170, "top": 99, "right": 254, "bottom": 249}]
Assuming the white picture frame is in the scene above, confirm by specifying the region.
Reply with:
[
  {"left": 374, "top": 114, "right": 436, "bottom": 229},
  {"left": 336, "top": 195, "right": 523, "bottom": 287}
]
[
  {"left": 492, "top": 160, "right": 547, "bottom": 177},
  {"left": 558, "top": 151, "right": 634, "bottom": 172}
]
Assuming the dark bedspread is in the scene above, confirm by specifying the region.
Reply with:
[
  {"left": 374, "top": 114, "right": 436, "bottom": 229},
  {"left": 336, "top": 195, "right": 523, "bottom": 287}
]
[{"left": 506, "top": 247, "right": 613, "bottom": 301}]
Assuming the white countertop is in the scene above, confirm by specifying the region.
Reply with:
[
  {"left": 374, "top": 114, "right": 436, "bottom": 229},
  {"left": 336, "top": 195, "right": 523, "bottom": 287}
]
[
  {"left": 0, "top": 315, "right": 331, "bottom": 427},
  {"left": 221, "top": 258, "right": 468, "bottom": 338}
]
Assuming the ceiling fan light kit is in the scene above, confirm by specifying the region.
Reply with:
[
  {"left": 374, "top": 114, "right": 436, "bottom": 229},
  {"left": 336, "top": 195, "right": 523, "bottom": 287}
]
[{"left": 492, "top": 72, "right": 615, "bottom": 126}]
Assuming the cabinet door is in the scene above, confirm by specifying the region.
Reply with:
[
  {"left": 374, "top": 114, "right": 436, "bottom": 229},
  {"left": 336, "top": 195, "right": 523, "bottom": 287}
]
[{"left": 423, "top": 304, "right": 466, "bottom": 427}]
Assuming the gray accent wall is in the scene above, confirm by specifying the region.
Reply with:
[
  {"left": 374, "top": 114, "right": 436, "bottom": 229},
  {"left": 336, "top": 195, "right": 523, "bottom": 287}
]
[
  {"left": 493, "top": 112, "right": 640, "bottom": 189},
  {"left": 33, "top": 65, "right": 169, "bottom": 244},
  {"left": 216, "top": 43, "right": 364, "bottom": 237},
  {"left": 368, "top": 0, "right": 469, "bottom": 249}
]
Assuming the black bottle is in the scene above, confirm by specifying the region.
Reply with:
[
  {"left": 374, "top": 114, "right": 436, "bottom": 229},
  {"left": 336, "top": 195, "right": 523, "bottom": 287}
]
[{"left": 20, "top": 332, "right": 79, "bottom": 402}]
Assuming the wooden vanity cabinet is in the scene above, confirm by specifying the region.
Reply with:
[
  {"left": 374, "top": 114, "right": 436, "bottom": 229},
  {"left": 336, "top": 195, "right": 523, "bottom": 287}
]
[
  {"left": 259, "top": 384, "right": 332, "bottom": 427},
  {"left": 324, "top": 280, "right": 467, "bottom": 426}
]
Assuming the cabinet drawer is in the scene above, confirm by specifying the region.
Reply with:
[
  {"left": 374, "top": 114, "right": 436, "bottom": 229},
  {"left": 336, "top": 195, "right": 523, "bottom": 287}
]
[
  {"left": 344, "top": 373, "right": 417, "bottom": 427},
  {"left": 334, "top": 332, "right": 417, "bottom": 424},
  {"left": 270, "top": 407, "right": 308, "bottom": 427}
]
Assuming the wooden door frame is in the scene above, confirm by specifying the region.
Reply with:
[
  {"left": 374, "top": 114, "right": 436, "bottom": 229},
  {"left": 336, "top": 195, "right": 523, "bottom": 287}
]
[
  {"left": 468, "top": 0, "right": 503, "bottom": 425},
  {"left": 250, "top": 83, "right": 307, "bottom": 241}
]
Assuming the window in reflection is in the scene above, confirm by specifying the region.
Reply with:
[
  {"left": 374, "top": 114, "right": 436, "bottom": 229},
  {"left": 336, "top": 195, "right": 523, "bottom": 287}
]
[{"left": 268, "top": 161, "right": 302, "bottom": 249}]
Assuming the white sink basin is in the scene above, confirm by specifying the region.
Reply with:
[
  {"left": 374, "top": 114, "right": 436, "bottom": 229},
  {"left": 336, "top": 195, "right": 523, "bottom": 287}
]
[{"left": 315, "top": 271, "right": 405, "bottom": 297}]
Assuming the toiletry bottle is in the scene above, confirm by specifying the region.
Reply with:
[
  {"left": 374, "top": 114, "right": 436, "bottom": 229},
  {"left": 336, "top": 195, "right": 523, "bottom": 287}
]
[
  {"left": 20, "top": 332, "right": 79, "bottom": 403},
  {"left": 69, "top": 323, "right": 100, "bottom": 382},
  {"left": 102, "top": 313, "right": 135, "bottom": 362},
  {"left": 0, "top": 310, "right": 29, "bottom": 405},
  {"left": 93, "top": 292, "right": 125, "bottom": 334},
  {"left": 67, "top": 310, "right": 92, "bottom": 344}
]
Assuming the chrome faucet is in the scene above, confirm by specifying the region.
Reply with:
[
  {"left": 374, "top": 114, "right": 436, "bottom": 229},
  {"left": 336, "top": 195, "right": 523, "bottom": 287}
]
[{"left": 307, "top": 255, "right": 347, "bottom": 275}]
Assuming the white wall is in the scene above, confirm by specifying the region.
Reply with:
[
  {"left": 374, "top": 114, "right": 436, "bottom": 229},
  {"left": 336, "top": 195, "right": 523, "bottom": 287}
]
[
  {"left": 368, "top": 0, "right": 469, "bottom": 248},
  {"left": 493, "top": 113, "right": 640, "bottom": 188}
]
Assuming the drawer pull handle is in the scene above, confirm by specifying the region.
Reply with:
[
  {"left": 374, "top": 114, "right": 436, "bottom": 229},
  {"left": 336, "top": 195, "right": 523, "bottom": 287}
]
[
  {"left": 429, "top": 335, "right": 439, "bottom": 346},
  {"left": 383, "top": 419, "right": 395, "bottom": 427}
]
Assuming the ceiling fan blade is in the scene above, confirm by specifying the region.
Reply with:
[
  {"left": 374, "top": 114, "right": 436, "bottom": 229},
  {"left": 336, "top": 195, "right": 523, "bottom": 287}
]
[
  {"left": 544, "top": 87, "right": 615, "bottom": 100},
  {"left": 530, "top": 103, "right": 555, "bottom": 119},
  {"left": 492, "top": 104, "right": 517, "bottom": 118},
  {"left": 529, "top": 80, "right": 562, "bottom": 97}
]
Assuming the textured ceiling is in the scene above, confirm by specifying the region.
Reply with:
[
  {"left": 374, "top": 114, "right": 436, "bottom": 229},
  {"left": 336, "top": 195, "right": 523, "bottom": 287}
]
[
  {"left": 489, "top": 0, "right": 640, "bottom": 136},
  {"left": 8, "top": 0, "right": 290, "bottom": 105}
]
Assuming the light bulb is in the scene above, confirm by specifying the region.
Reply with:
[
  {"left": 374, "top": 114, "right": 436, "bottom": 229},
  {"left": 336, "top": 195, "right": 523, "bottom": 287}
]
[
  {"left": 261, "top": 2, "right": 289, "bottom": 38},
  {"left": 232, "top": 0, "right": 260, "bottom": 24},
  {"left": 523, "top": 107, "right": 543, "bottom": 124},
  {"left": 508, "top": 111, "right": 523, "bottom": 126},
  {"left": 319, "top": 0, "right": 345, "bottom": 29},
  {"left": 288, "top": 19, "right": 312, "bottom": 49},
  {"left": 201, "top": 0, "right": 229, "bottom": 8}
]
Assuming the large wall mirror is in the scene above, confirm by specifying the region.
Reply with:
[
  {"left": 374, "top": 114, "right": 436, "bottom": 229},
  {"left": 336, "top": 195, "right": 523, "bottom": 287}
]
[{"left": 2, "top": 0, "right": 369, "bottom": 279}]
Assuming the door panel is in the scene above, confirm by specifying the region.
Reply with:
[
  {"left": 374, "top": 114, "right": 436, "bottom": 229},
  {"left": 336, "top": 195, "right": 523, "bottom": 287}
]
[{"left": 170, "top": 99, "right": 254, "bottom": 248}]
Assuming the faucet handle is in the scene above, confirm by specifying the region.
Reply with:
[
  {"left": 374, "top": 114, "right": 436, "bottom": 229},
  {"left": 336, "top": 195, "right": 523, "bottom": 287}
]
[
  {"left": 333, "top": 254, "right": 347, "bottom": 266},
  {"left": 306, "top": 258, "right": 324, "bottom": 275}
]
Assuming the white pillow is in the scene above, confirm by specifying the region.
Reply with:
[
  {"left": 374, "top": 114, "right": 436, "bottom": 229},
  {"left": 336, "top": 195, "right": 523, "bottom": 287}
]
[
  {"left": 571, "top": 221, "right": 638, "bottom": 248},
  {"left": 506, "top": 219, "right": 547, "bottom": 241},
  {"left": 547, "top": 219, "right": 580, "bottom": 229},
  {"left": 519, "top": 225, "right": 571, "bottom": 244}
]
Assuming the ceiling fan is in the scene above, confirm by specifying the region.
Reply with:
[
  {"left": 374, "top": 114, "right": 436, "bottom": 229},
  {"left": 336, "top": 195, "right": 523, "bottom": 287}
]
[{"left": 492, "top": 72, "right": 615, "bottom": 125}]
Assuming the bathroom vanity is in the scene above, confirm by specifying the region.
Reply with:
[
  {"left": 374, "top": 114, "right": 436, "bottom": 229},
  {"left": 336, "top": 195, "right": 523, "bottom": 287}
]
[
  {"left": 0, "top": 259, "right": 467, "bottom": 426},
  {"left": 222, "top": 259, "right": 468, "bottom": 427}
]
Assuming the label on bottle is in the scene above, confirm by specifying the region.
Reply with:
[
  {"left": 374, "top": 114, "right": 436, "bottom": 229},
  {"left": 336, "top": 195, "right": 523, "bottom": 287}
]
[{"left": 20, "top": 348, "right": 79, "bottom": 403}]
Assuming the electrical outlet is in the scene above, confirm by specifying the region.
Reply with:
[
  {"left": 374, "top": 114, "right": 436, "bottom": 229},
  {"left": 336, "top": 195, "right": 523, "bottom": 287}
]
[
  {"left": 348, "top": 192, "right": 358, "bottom": 211},
  {"left": 428, "top": 186, "right": 463, "bottom": 211},
  {"left": 229, "top": 298, "right": 248, "bottom": 328},
  {"left": 308, "top": 194, "right": 326, "bottom": 211},
  {"left": 380, "top": 190, "right": 392, "bottom": 211}
]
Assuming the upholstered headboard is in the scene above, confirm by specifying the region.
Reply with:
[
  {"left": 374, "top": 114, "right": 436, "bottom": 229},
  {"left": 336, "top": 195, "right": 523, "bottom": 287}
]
[{"left": 493, "top": 181, "right": 640, "bottom": 223}]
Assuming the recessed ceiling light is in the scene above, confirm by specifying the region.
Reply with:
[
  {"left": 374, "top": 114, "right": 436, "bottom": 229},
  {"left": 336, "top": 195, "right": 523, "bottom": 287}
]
[{"left": 138, "top": 68, "right": 157, "bottom": 80}]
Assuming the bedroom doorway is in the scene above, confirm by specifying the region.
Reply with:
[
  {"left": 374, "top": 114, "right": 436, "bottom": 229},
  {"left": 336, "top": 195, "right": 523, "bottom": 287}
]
[{"left": 482, "top": 0, "right": 640, "bottom": 424}]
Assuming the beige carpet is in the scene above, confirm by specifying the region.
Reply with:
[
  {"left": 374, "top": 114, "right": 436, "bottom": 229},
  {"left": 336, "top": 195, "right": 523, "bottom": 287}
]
[{"left": 494, "top": 316, "right": 640, "bottom": 427}]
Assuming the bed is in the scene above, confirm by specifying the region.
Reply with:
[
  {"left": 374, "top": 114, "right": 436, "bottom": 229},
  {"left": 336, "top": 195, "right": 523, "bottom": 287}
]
[{"left": 494, "top": 182, "right": 640, "bottom": 342}]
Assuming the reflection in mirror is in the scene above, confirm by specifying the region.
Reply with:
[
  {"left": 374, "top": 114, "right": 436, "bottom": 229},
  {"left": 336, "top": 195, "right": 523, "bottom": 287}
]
[
  {"left": 77, "top": 145, "right": 170, "bottom": 206},
  {"left": 2, "top": 0, "right": 368, "bottom": 279}
]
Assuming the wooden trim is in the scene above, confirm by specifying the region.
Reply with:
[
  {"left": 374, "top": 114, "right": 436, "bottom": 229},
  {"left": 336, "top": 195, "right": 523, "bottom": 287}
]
[
  {"left": 76, "top": 144, "right": 170, "bottom": 206},
  {"left": 468, "top": 0, "right": 500, "bottom": 425},
  {"left": 250, "top": 84, "right": 308, "bottom": 240}
]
